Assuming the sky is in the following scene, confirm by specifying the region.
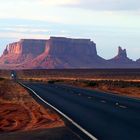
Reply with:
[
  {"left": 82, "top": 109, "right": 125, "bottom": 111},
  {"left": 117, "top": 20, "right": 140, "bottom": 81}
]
[{"left": 0, "top": 0, "right": 140, "bottom": 60}]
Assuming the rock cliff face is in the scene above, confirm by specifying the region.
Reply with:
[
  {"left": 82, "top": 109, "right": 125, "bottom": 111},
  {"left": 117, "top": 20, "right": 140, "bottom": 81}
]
[
  {"left": 3, "top": 42, "right": 22, "bottom": 55},
  {"left": 0, "top": 37, "right": 139, "bottom": 69},
  {"left": 27, "top": 37, "right": 106, "bottom": 69},
  {"left": 0, "top": 39, "right": 46, "bottom": 64},
  {"left": 47, "top": 37, "right": 97, "bottom": 56},
  {"left": 3, "top": 39, "right": 46, "bottom": 55}
]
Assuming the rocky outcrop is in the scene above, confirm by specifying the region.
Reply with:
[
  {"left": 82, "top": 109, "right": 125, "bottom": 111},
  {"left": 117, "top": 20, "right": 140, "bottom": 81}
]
[
  {"left": 3, "top": 39, "right": 47, "bottom": 56},
  {"left": 47, "top": 37, "right": 97, "bottom": 56},
  {"left": 0, "top": 39, "right": 46, "bottom": 64},
  {"left": 0, "top": 37, "right": 139, "bottom": 69},
  {"left": 107, "top": 46, "right": 140, "bottom": 68},
  {"left": 109, "top": 46, "right": 133, "bottom": 63},
  {"left": 27, "top": 37, "right": 106, "bottom": 69}
]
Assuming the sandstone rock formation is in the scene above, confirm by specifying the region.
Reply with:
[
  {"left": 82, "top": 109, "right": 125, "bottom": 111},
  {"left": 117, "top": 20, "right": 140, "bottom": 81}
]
[
  {"left": 27, "top": 37, "right": 106, "bottom": 69},
  {"left": 108, "top": 46, "right": 139, "bottom": 68},
  {"left": 0, "top": 39, "right": 46, "bottom": 65},
  {"left": 0, "top": 37, "right": 139, "bottom": 69},
  {"left": 109, "top": 46, "right": 133, "bottom": 63}
]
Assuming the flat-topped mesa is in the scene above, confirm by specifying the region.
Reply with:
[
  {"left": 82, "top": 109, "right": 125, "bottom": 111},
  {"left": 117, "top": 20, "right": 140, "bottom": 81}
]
[
  {"left": 45, "top": 37, "right": 97, "bottom": 57},
  {"left": 1, "top": 36, "right": 139, "bottom": 69},
  {"left": 3, "top": 39, "right": 47, "bottom": 56},
  {"left": 50, "top": 36, "right": 91, "bottom": 43},
  {"left": 0, "top": 39, "right": 47, "bottom": 65},
  {"left": 20, "top": 39, "right": 47, "bottom": 55}
]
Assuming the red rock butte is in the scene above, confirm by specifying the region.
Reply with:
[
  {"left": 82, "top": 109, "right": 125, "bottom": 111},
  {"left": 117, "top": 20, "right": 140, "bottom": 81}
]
[{"left": 0, "top": 37, "right": 139, "bottom": 69}]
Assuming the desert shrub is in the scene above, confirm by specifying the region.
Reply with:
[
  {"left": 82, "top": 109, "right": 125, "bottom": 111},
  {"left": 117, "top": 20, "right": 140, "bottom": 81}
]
[
  {"left": 87, "top": 81, "right": 98, "bottom": 87},
  {"left": 136, "top": 84, "right": 140, "bottom": 88},
  {"left": 29, "top": 79, "right": 34, "bottom": 82},
  {"left": 48, "top": 79, "right": 64, "bottom": 84},
  {"left": 39, "top": 80, "right": 44, "bottom": 82},
  {"left": 0, "top": 77, "right": 5, "bottom": 81},
  {"left": 54, "top": 80, "right": 63, "bottom": 82},
  {"left": 48, "top": 80, "right": 55, "bottom": 84}
]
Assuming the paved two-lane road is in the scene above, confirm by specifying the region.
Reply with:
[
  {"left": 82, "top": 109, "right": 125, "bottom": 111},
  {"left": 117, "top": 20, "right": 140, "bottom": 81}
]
[{"left": 23, "top": 82, "right": 140, "bottom": 140}]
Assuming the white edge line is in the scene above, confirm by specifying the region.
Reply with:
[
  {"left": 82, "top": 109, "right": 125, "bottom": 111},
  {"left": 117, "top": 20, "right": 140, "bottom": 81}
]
[{"left": 19, "top": 82, "right": 98, "bottom": 140}]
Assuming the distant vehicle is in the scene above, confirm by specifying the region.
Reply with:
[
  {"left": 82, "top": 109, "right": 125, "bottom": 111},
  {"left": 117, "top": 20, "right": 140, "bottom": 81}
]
[{"left": 11, "top": 71, "right": 17, "bottom": 80}]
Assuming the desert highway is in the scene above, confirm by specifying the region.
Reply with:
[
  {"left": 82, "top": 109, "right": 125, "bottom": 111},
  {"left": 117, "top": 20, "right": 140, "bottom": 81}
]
[{"left": 21, "top": 82, "right": 140, "bottom": 140}]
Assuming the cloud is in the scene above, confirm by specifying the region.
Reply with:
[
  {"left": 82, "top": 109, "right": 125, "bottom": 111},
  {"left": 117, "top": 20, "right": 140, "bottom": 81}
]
[
  {"left": 1, "top": 27, "right": 50, "bottom": 34},
  {"left": 39, "top": 0, "right": 79, "bottom": 6},
  {"left": 0, "top": 24, "right": 51, "bottom": 40},
  {"left": 33, "top": 0, "right": 140, "bottom": 11},
  {"left": 61, "top": 0, "right": 140, "bottom": 11},
  {"left": 0, "top": 0, "right": 79, "bottom": 7},
  {"left": 1, "top": 0, "right": 140, "bottom": 12},
  {"left": 0, "top": 20, "right": 73, "bottom": 40},
  {"left": 0, "top": 32, "right": 48, "bottom": 39}
]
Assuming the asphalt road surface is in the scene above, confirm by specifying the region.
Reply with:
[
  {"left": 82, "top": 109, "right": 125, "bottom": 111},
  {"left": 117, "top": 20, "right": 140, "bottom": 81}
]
[{"left": 23, "top": 82, "right": 140, "bottom": 140}]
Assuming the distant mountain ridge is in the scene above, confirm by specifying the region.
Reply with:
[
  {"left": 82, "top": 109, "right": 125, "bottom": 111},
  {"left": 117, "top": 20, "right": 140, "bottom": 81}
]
[
  {"left": 137, "top": 58, "right": 140, "bottom": 63},
  {"left": 0, "top": 37, "right": 139, "bottom": 69}
]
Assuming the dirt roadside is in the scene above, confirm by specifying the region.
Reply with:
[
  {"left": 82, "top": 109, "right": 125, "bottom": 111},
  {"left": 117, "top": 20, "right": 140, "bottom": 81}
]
[
  {"left": 47, "top": 79, "right": 140, "bottom": 99},
  {"left": 0, "top": 79, "right": 81, "bottom": 140}
]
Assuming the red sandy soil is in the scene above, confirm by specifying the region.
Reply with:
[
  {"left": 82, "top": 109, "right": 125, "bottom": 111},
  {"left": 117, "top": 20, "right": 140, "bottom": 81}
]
[
  {"left": 0, "top": 80, "right": 64, "bottom": 133},
  {"left": 0, "top": 79, "right": 81, "bottom": 140}
]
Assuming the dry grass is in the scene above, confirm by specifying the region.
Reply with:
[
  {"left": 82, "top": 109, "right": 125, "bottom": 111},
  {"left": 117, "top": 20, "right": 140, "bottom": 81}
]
[
  {"left": 46, "top": 79, "right": 140, "bottom": 99},
  {"left": 66, "top": 80, "right": 140, "bottom": 98}
]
